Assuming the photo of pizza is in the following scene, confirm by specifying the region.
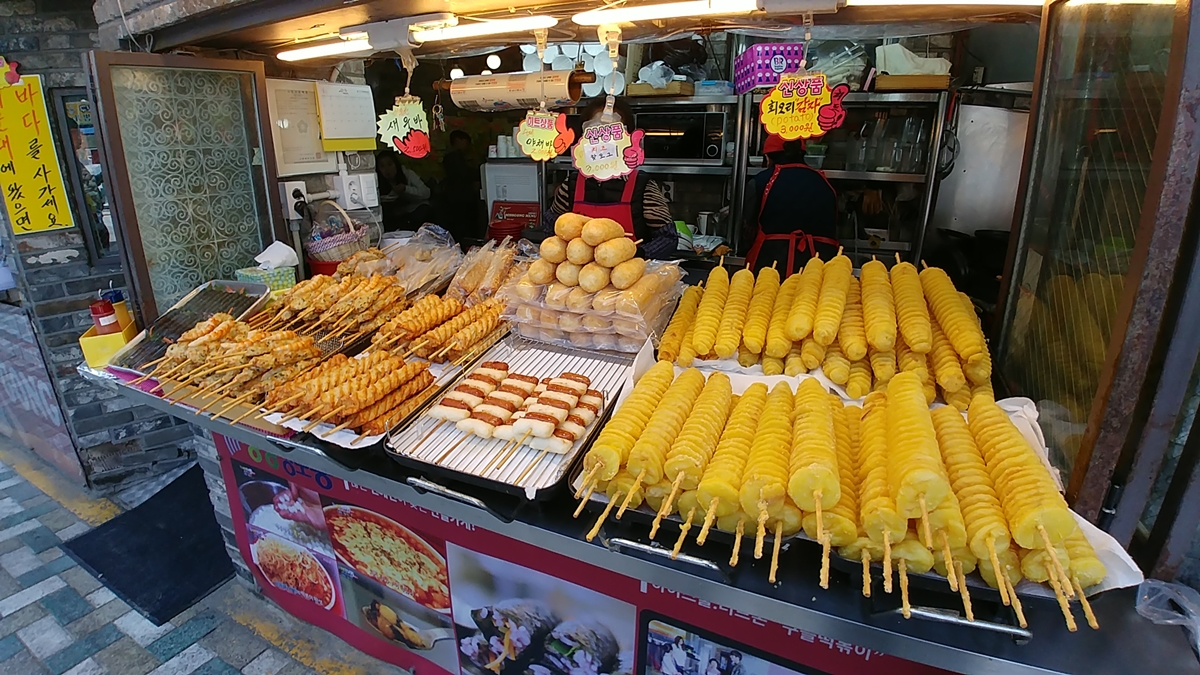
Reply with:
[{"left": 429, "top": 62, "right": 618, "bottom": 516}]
[
  {"left": 323, "top": 504, "right": 451, "bottom": 612},
  {"left": 251, "top": 534, "right": 336, "bottom": 610}
]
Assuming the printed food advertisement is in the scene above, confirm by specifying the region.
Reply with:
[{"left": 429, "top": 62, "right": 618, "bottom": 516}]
[{"left": 216, "top": 434, "right": 947, "bottom": 675}]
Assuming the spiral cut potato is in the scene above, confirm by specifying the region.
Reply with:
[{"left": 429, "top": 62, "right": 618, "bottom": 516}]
[
  {"left": 765, "top": 273, "right": 804, "bottom": 358},
  {"left": 663, "top": 372, "right": 734, "bottom": 490},
  {"left": 967, "top": 396, "right": 1077, "bottom": 550},
  {"left": 762, "top": 356, "right": 784, "bottom": 376},
  {"left": 978, "top": 543, "right": 1022, "bottom": 592},
  {"left": 860, "top": 258, "right": 897, "bottom": 351},
  {"left": 1020, "top": 545, "right": 1070, "bottom": 584},
  {"left": 739, "top": 383, "right": 795, "bottom": 520},
  {"left": 697, "top": 383, "right": 769, "bottom": 524},
  {"left": 927, "top": 491, "right": 969, "bottom": 586},
  {"left": 605, "top": 470, "right": 646, "bottom": 511},
  {"left": 891, "top": 261, "right": 932, "bottom": 354},
  {"left": 785, "top": 256, "right": 825, "bottom": 341},
  {"left": 857, "top": 393, "right": 906, "bottom": 544},
  {"left": 929, "top": 318, "right": 967, "bottom": 393},
  {"left": 886, "top": 373, "right": 950, "bottom": 521},
  {"left": 691, "top": 266, "right": 730, "bottom": 355},
  {"left": 677, "top": 319, "right": 700, "bottom": 367},
  {"left": 787, "top": 378, "right": 840, "bottom": 512},
  {"left": 741, "top": 266, "right": 781, "bottom": 355},
  {"left": 921, "top": 266, "right": 987, "bottom": 365},
  {"left": 1065, "top": 527, "right": 1107, "bottom": 589},
  {"left": 800, "top": 337, "right": 826, "bottom": 371},
  {"left": 416, "top": 299, "right": 501, "bottom": 355},
  {"left": 972, "top": 379, "right": 995, "bottom": 402},
  {"left": 822, "top": 342, "right": 851, "bottom": 386},
  {"left": 957, "top": 292, "right": 993, "bottom": 385},
  {"left": 584, "top": 361, "right": 675, "bottom": 481},
  {"left": 659, "top": 286, "right": 703, "bottom": 363},
  {"left": 869, "top": 348, "right": 896, "bottom": 384},
  {"left": 942, "top": 385, "right": 971, "bottom": 412},
  {"left": 813, "top": 254, "right": 853, "bottom": 346},
  {"left": 737, "top": 345, "right": 759, "bottom": 368},
  {"left": 784, "top": 343, "right": 807, "bottom": 376},
  {"left": 838, "top": 276, "right": 868, "bottom": 361},
  {"left": 896, "top": 335, "right": 930, "bottom": 383},
  {"left": 845, "top": 359, "right": 873, "bottom": 399},
  {"left": 625, "top": 368, "right": 707, "bottom": 488},
  {"left": 801, "top": 396, "right": 858, "bottom": 547},
  {"left": 715, "top": 269, "right": 756, "bottom": 359}
]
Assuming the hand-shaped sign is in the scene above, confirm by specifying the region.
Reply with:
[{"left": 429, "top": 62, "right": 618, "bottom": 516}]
[
  {"left": 760, "top": 72, "right": 849, "bottom": 141},
  {"left": 378, "top": 97, "right": 430, "bottom": 159},
  {"left": 517, "top": 110, "right": 574, "bottom": 162},
  {"left": 572, "top": 122, "right": 643, "bottom": 181}
]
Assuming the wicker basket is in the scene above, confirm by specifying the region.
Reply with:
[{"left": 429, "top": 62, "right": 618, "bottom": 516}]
[{"left": 304, "top": 201, "right": 369, "bottom": 263}]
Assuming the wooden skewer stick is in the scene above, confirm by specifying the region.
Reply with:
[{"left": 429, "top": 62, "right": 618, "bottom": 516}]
[
  {"left": 138, "top": 355, "right": 170, "bottom": 371},
  {"left": 1007, "top": 574, "right": 1027, "bottom": 628},
  {"left": 513, "top": 447, "right": 550, "bottom": 486},
  {"left": 586, "top": 491, "right": 620, "bottom": 541},
  {"left": 895, "top": 253, "right": 903, "bottom": 265},
  {"left": 1039, "top": 525, "right": 1073, "bottom": 598},
  {"left": 479, "top": 436, "right": 518, "bottom": 473},
  {"left": 919, "top": 495, "right": 933, "bottom": 549},
  {"left": 883, "top": 531, "right": 893, "bottom": 594},
  {"left": 1046, "top": 564, "right": 1078, "bottom": 632},
  {"left": 671, "top": 508, "right": 695, "bottom": 560},
  {"left": 351, "top": 429, "right": 375, "bottom": 446},
  {"left": 321, "top": 417, "right": 357, "bottom": 439},
  {"left": 402, "top": 340, "right": 429, "bottom": 359},
  {"left": 941, "top": 531, "right": 958, "bottom": 592},
  {"left": 813, "top": 491, "right": 824, "bottom": 541},
  {"left": 719, "top": 255, "right": 725, "bottom": 268},
  {"left": 771, "top": 260, "right": 778, "bottom": 270},
  {"left": 616, "top": 470, "right": 646, "bottom": 519},
  {"left": 490, "top": 431, "right": 531, "bottom": 474},
  {"left": 280, "top": 405, "right": 316, "bottom": 424},
  {"left": 837, "top": 245, "right": 844, "bottom": 256},
  {"left": 986, "top": 538, "right": 1010, "bottom": 607},
  {"left": 230, "top": 404, "right": 266, "bottom": 427},
  {"left": 820, "top": 533, "right": 831, "bottom": 589},
  {"left": 730, "top": 519, "right": 744, "bottom": 567},
  {"left": 148, "top": 362, "right": 191, "bottom": 389},
  {"left": 956, "top": 561, "right": 974, "bottom": 622},
  {"left": 754, "top": 505, "right": 769, "bottom": 560},
  {"left": 861, "top": 549, "right": 872, "bottom": 598},
  {"left": 206, "top": 390, "right": 254, "bottom": 417},
  {"left": 632, "top": 239, "right": 644, "bottom": 246},
  {"left": 257, "top": 392, "right": 304, "bottom": 420},
  {"left": 697, "top": 498, "right": 720, "bottom": 545},
  {"left": 433, "top": 433, "right": 472, "bottom": 464},
  {"left": 768, "top": 521, "right": 783, "bottom": 583},
  {"left": 920, "top": 260, "right": 929, "bottom": 270},
  {"left": 575, "top": 464, "right": 602, "bottom": 499},
  {"left": 131, "top": 366, "right": 164, "bottom": 385},
  {"left": 1073, "top": 579, "right": 1099, "bottom": 630},
  {"left": 302, "top": 407, "right": 343, "bottom": 434},
  {"left": 573, "top": 482, "right": 598, "bottom": 518},
  {"left": 410, "top": 420, "right": 447, "bottom": 456},
  {"left": 650, "top": 472, "right": 685, "bottom": 540},
  {"left": 899, "top": 559, "right": 911, "bottom": 619}
]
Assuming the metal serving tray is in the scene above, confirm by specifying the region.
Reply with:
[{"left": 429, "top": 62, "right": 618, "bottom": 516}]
[{"left": 386, "top": 336, "right": 632, "bottom": 500}]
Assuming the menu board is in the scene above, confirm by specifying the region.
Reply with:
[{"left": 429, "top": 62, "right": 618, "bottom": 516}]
[
  {"left": 216, "top": 434, "right": 949, "bottom": 675},
  {"left": 0, "top": 75, "right": 74, "bottom": 234}
]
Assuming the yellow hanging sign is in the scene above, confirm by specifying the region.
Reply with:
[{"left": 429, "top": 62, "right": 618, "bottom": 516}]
[
  {"left": 0, "top": 75, "right": 74, "bottom": 235},
  {"left": 516, "top": 110, "right": 574, "bottom": 162},
  {"left": 572, "top": 122, "right": 644, "bottom": 182},
  {"left": 759, "top": 72, "right": 850, "bottom": 141}
]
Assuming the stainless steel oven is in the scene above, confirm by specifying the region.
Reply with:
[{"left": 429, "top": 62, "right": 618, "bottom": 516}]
[{"left": 633, "top": 110, "right": 727, "bottom": 165}]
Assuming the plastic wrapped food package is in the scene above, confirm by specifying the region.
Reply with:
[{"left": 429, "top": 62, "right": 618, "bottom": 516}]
[
  {"left": 446, "top": 237, "right": 520, "bottom": 305},
  {"left": 511, "top": 286, "right": 679, "bottom": 352},
  {"left": 390, "top": 225, "right": 464, "bottom": 296}
]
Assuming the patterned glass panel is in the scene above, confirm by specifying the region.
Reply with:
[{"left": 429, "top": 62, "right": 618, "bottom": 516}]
[
  {"left": 110, "top": 66, "right": 268, "bottom": 310},
  {"left": 998, "top": 1, "right": 1176, "bottom": 476}
]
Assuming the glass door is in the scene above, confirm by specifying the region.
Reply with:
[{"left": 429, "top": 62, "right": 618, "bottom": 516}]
[{"left": 87, "top": 52, "right": 283, "bottom": 321}]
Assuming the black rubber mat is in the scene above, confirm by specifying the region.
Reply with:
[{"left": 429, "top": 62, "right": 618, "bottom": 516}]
[{"left": 62, "top": 466, "right": 233, "bottom": 625}]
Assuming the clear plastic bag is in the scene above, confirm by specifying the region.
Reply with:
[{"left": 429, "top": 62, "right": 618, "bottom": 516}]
[
  {"left": 391, "top": 225, "right": 463, "bottom": 296},
  {"left": 1136, "top": 579, "right": 1200, "bottom": 656}
]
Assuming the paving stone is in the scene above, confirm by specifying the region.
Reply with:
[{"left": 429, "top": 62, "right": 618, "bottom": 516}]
[
  {"left": 18, "top": 555, "right": 77, "bottom": 587},
  {"left": 0, "top": 632, "right": 22, "bottom": 661},
  {"left": 0, "top": 501, "right": 55, "bottom": 530},
  {"left": 62, "top": 658, "right": 106, "bottom": 675},
  {"left": 19, "top": 525, "right": 62, "bottom": 553},
  {"left": 274, "top": 662, "right": 317, "bottom": 675},
  {"left": 0, "top": 519, "right": 42, "bottom": 544},
  {"left": 0, "top": 546, "right": 40, "bottom": 577},
  {"left": 3, "top": 482, "right": 40, "bottom": 502},
  {"left": 149, "top": 642, "right": 215, "bottom": 675},
  {"left": 94, "top": 636, "right": 161, "bottom": 675},
  {"left": 193, "top": 657, "right": 241, "bottom": 675},
  {"left": 43, "top": 624, "right": 123, "bottom": 675},
  {"left": 0, "top": 576, "right": 66, "bottom": 617},
  {"left": 0, "top": 497, "right": 23, "bottom": 519},
  {"left": 0, "top": 602, "right": 48, "bottom": 637},
  {"left": 85, "top": 587, "right": 116, "bottom": 608},
  {"left": 0, "top": 567, "right": 20, "bottom": 597},
  {"left": 197, "top": 619, "right": 268, "bottom": 669},
  {"left": 240, "top": 649, "right": 293, "bottom": 675},
  {"left": 115, "top": 610, "right": 174, "bottom": 647},
  {"left": 41, "top": 586, "right": 94, "bottom": 625},
  {"left": 67, "top": 598, "right": 132, "bottom": 638},
  {"left": 0, "top": 538, "right": 23, "bottom": 555},
  {"left": 56, "top": 523, "right": 90, "bottom": 541},
  {"left": 1, "top": 645, "right": 51, "bottom": 674},
  {"left": 17, "top": 614, "right": 73, "bottom": 659},
  {"left": 147, "top": 611, "right": 223, "bottom": 662},
  {"left": 37, "top": 509, "right": 82, "bottom": 533},
  {"left": 38, "top": 547, "right": 64, "bottom": 563},
  {"left": 20, "top": 494, "right": 52, "bottom": 509},
  {"left": 60, "top": 567, "right": 103, "bottom": 596}
]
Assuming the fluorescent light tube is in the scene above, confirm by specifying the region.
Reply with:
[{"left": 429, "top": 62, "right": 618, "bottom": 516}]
[
  {"left": 572, "top": 0, "right": 758, "bottom": 25},
  {"left": 411, "top": 15, "right": 559, "bottom": 42},
  {"left": 277, "top": 37, "right": 373, "bottom": 61}
]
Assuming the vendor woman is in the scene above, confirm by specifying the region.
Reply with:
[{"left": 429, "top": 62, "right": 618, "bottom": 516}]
[
  {"left": 546, "top": 97, "right": 678, "bottom": 258},
  {"left": 742, "top": 134, "right": 838, "bottom": 276}
]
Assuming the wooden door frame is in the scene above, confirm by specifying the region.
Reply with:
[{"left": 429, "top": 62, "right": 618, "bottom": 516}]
[
  {"left": 86, "top": 51, "right": 285, "bottom": 322},
  {"left": 994, "top": 0, "right": 1200, "bottom": 530}
]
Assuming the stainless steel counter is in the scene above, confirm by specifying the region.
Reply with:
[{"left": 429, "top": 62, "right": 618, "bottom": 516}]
[{"left": 82, "top": 365, "right": 1200, "bottom": 675}]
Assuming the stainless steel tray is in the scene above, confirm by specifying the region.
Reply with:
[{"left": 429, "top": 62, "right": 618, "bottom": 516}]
[{"left": 386, "top": 336, "right": 632, "bottom": 499}]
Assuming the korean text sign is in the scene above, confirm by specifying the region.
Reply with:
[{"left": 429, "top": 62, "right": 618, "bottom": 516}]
[
  {"left": 759, "top": 72, "right": 849, "bottom": 141},
  {"left": 0, "top": 76, "right": 74, "bottom": 234}
]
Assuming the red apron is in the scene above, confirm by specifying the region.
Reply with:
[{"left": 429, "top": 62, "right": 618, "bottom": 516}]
[
  {"left": 572, "top": 170, "right": 639, "bottom": 237},
  {"left": 745, "top": 163, "right": 839, "bottom": 276}
]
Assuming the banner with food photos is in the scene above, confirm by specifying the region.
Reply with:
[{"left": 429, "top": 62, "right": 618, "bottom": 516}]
[{"left": 215, "top": 434, "right": 948, "bottom": 675}]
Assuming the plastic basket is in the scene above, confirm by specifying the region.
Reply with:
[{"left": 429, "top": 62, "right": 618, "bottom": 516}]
[{"left": 303, "top": 201, "right": 369, "bottom": 263}]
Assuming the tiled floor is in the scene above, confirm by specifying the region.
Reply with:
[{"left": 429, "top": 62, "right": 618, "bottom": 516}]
[{"left": 0, "top": 452, "right": 407, "bottom": 675}]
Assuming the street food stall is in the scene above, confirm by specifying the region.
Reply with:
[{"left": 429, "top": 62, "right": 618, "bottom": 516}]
[{"left": 60, "top": 0, "right": 1200, "bottom": 673}]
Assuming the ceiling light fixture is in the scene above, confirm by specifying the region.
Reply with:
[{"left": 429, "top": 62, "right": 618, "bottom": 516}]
[
  {"left": 572, "top": 0, "right": 758, "bottom": 25},
  {"left": 410, "top": 15, "right": 559, "bottom": 42},
  {"left": 277, "top": 36, "right": 373, "bottom": 61},
  {"left": 843, "top": 0, "right": 1041, "bottom": 4}
]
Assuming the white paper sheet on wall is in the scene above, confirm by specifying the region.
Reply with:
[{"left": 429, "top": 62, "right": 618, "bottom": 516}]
[
  {"left": 315, "top": 81, "right": 377, "bottom": 140},
  {"left": 265, "top": 79, "right": 337, "bottom": 177}
]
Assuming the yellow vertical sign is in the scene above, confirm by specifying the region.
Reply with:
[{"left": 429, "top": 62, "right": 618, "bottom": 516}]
[{"left": 0, "top": 75, "right": 74, "bottom": 234}]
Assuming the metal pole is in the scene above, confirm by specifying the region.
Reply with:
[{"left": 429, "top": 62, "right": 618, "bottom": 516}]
[{"left": 912, "top": 90, "right": 948, "bottom": 263}]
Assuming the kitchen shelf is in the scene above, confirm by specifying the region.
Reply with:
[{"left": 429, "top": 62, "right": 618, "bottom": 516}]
[
  {"left": 745, "top": 166, "right": 926, "bottom": 182},
  {"left": 750, "top": 91, "right": 942, "bottom": 105},
  {"left": 546, "top": 161, "right": 733, "bottom": 176}
]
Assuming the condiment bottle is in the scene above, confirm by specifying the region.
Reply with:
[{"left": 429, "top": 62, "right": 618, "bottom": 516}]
[{"left": 89, "top": 299, "right": 122, "bottom": 335}]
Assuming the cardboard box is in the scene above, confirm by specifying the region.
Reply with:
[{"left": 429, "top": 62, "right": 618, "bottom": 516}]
[
  {"left": 874, "top": 74, "right": 951, "bottom": 91},
  {"left": 80, "top": 320, "right": 139, "bottom": 369},
  {"left": 626, "top": 81, "right": 695, "bottom": 97},
  {"left": 734, "top": 43, "right": 806, "bottom": 94}
]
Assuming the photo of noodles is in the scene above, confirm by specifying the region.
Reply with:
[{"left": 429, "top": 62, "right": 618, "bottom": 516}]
[{"left": 251, "top": 534, "right": 335, "bottom": 609}]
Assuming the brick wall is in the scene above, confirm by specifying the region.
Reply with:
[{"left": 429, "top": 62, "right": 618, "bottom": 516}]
[
  {"left": 0, "top": 0, "right": 195, "bottom": 486},
  {"left": 91, "top": 0, "right": 256, "bottom": 49}
]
